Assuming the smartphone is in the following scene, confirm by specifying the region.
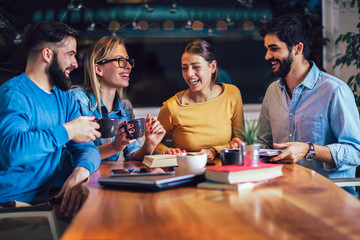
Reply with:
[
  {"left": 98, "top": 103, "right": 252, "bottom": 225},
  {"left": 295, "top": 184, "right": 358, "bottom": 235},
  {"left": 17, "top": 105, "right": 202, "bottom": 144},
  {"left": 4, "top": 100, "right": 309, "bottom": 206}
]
[
  {"left": 259, "top": 149, "right": 284, "bottom": 157},
  {"left": 110, "top": 168, "right": 175, "bottom": 177}
]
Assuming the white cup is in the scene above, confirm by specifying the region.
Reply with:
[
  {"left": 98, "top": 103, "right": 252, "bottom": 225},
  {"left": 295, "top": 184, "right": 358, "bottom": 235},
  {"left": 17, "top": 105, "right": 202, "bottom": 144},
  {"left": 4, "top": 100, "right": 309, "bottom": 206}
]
[{"left": 175, "top": 152, "right": 207, "bottom": 174}]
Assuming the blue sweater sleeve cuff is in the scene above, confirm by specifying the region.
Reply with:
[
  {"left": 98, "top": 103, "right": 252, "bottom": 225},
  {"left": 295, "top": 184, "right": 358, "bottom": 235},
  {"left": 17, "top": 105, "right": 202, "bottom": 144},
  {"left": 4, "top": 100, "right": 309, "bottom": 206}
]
[
  {"left": 71, "top": 142, "right": 101, "bottom": 174},
  {"left": 76, "top": 161, "right": 98, "bottom": 175},
  {"left": 51, "top": 125, "right": 70, "bottom": 146}
]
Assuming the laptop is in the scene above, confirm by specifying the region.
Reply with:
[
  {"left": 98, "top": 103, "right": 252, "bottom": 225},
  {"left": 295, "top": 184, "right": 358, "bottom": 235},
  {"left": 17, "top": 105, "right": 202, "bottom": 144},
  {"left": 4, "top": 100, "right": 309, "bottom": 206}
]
[{"left": 99, "top": 172, "right": 205, "bottom": 191}]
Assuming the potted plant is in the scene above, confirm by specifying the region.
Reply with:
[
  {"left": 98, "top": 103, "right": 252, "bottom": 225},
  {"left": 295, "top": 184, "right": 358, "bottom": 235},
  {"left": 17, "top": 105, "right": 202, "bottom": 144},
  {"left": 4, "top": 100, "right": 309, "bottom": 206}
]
[
  {"left": 333, "top": 0, "right": 360, "bottom": 112},
  {"left": 239, "top": 119, "right": 261, "bottom": 166}
]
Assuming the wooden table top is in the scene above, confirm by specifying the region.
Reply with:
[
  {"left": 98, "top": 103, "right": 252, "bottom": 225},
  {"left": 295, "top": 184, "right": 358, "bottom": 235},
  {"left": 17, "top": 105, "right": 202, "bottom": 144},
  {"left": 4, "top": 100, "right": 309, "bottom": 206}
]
[{"left": 61, "top": 160, "right": 360, "bottom": 240}]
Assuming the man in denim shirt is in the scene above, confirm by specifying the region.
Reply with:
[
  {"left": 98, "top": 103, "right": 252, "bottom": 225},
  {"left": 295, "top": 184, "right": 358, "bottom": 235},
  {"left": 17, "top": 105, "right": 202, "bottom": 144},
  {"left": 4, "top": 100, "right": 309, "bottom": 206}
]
[{"left": 256, "top": 14, "right": 360, "bottom": 195}]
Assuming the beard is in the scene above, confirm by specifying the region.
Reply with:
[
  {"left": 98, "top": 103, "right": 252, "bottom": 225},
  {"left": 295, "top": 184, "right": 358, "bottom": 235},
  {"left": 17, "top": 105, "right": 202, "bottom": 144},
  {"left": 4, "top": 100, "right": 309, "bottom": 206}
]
[
  {"left": 49, "top": 53, "right": 73, "bottom": 91},
  {"left": 269, "top": 52, "right": 293, "bottom": 78}
]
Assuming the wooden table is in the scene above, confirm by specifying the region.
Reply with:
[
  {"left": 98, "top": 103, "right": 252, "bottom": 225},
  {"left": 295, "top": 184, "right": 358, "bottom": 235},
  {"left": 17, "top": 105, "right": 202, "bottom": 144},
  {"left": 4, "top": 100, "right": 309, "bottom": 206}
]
[{"left": 61, "top": 160, "right": 360, "bottom": 240}]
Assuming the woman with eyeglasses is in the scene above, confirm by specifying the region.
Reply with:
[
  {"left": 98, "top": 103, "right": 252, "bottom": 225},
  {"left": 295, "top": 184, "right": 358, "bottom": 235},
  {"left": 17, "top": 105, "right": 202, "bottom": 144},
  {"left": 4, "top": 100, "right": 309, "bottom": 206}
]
[
  {"left": 155, "top": 39, "right": 244, "bottom": 160},
  {"left": 63, "top": 36, "right": 165, "bottom": 162}
]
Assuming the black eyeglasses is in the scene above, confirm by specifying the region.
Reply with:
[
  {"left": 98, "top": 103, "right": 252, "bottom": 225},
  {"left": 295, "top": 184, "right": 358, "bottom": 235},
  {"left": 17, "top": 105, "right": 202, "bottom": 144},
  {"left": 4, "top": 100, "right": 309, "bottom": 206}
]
[{"left": 97, "top": 57, "right": 135, "bottom": 68}]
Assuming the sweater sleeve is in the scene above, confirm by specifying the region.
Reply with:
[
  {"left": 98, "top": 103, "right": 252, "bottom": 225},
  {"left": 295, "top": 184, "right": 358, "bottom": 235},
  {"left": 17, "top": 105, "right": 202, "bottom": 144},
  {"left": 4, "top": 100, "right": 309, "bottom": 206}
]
[
  {"left": 207, "top": 85, "right": 245, "bottom": 153},
  {"left": 230, "top": 85, "right": 245, "bottom": 140},
  {"left": 65, "top": 93, "right": 101, "bottom": 174},
  {"left": 65, "top": 140, "right": 100, "bottom": 174},
  {"left": 0, "top": 92, "right": 70, "bottom": 167}
]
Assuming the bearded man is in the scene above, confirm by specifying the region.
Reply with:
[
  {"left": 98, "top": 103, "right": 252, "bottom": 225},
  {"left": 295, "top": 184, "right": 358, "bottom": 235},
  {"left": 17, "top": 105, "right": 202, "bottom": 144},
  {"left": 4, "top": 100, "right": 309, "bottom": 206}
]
[
  {"left": 232, "top": 13, "right": 360, "bottom": 197},
  {"left": 0, "top": 21, "right": 101, "bottom": 215}
]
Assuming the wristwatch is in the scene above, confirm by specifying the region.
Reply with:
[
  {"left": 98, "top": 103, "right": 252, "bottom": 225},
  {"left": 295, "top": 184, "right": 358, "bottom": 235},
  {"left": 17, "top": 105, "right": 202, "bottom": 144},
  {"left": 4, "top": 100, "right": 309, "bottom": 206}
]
[{"left": 305, "top": 142, "right": 316, "bottom": 161}]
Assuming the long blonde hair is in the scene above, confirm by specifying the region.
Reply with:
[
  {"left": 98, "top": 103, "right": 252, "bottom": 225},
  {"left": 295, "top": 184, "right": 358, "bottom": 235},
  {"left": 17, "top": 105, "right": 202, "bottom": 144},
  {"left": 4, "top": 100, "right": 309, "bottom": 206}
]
[{"left": 83, "top": 36, "right": 127, "bottom": 115}]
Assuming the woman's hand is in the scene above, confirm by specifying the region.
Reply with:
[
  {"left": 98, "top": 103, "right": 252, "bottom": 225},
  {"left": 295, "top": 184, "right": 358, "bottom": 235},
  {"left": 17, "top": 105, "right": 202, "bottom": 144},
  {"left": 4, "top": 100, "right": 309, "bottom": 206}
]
[
  {"left": 162, "top": 148, "right": 186, "bottom": 155},
  {"left": 111, "top": 120, "right": 136, "bottom": 152},
  {"left": 200, "top": 148, "right": 217, "bottom": 161},
  {"left": 144, "top": 113, "right": 166, "bottom": 148},
  {"left": 230, "top": 137, "right": 244, "bottom": 148}
]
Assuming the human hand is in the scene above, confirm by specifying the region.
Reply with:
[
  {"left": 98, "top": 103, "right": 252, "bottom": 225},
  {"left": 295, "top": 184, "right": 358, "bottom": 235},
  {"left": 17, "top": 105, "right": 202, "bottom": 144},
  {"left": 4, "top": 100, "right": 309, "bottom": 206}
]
[
  {"left": 230, "top": 137, "right": 244, "bottom": 148},
  {"left": 54, "top": 167, "right": 90, "bottom": 217},
  {"left": 111, "top": 120, "right": 137, "bottom": 152},
  {"left": 269, "top": 142, "right": 309, "bottom": 163},
  {"left": 162, "top": 148, "right": 186, "bottom": 155},
  {"left": 63, "top": 116, "right": 101, "bottom": 142},
  {"left": 144, "top": 114, "right": 166, "bottom": 148},
  {"left": 148, "top": 167, "right": 166, "bottom": 173},
  {"left": 200, "top": 148, "right": 217, "bottom": 160}
]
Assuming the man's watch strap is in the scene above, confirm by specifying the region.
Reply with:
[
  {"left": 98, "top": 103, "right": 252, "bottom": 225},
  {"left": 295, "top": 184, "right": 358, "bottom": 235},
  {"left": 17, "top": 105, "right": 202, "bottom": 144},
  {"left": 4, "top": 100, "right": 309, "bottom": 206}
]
[{"left": 305, "top": 142, "right": 316, "bottom": 161}]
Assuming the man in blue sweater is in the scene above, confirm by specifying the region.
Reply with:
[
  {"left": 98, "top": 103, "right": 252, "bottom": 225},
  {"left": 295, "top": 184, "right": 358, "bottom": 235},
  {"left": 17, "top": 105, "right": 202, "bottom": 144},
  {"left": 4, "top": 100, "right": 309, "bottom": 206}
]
[{"left": 0, "top": 21, "right": 101, "bottom": 214}]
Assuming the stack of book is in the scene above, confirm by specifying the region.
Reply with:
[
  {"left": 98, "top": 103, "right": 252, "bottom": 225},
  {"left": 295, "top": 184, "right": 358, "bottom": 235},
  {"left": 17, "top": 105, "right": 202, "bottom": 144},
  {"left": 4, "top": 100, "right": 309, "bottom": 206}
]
[{"left": 198, "top": 163, "right": 283, "bottom": 191}]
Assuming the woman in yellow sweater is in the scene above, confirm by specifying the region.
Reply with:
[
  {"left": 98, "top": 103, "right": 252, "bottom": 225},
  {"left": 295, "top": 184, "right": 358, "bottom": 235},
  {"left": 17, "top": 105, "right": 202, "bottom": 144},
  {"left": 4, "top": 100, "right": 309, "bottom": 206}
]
[{"left": 155, "top": 39, "right": 244, "bottom": 160}]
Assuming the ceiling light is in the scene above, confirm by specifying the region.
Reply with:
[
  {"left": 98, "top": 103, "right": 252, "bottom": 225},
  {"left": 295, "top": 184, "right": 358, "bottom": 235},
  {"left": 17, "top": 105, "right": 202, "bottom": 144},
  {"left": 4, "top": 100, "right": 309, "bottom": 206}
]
[
  {"left": 184, "top": 20, "right": 192, "bottom": 30},
  {"left": 144, "top": 3, "right": 153, "bottom": 13},
  {"left": 170, "top": 3, "right": 177, "bottom": 13}
]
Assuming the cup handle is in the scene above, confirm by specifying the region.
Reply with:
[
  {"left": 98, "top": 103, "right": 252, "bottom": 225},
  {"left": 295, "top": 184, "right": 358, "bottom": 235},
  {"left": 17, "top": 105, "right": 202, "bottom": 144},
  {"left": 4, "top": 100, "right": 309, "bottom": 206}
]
[
  {"left": 124, "top": 124, "right": 131, "bottom": 136},
  {"left": 119, "top": 123, "right": 132, "bottom": 137}
]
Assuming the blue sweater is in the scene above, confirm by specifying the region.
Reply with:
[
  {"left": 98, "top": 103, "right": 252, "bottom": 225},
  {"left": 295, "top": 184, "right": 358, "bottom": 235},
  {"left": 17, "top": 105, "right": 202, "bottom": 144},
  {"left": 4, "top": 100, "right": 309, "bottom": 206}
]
[{"left": 0, "top": 73, "right": 101, "bottom": 205}]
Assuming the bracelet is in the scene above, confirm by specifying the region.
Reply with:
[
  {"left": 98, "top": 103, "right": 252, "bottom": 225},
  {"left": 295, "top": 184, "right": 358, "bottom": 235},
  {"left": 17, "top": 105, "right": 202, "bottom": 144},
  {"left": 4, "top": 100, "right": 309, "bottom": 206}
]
[{"left": 206, "top": 147, "right": 218, "bottom": 157}]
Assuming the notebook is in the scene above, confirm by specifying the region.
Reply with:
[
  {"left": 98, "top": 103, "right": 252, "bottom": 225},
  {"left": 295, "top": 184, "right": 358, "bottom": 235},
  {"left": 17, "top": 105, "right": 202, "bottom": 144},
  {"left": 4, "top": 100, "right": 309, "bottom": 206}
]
[{"left": 99, "top": 172, "right": 205, "bottom": 191}]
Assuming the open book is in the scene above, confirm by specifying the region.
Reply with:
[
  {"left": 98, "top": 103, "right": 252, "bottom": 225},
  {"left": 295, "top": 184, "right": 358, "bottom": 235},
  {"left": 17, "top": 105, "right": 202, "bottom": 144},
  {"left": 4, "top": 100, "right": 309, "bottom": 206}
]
[{"left": 142, "top": 154, "right": 178, "bottom": 168}]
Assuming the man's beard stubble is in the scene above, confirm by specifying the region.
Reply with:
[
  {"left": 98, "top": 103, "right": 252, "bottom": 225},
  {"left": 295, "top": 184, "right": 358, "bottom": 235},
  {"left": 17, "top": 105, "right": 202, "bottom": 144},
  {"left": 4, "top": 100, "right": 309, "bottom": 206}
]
[
  {"left": 270, "top": 52, "right": 293, "bottom": 78},
  {"left": 49, "top": 53, "right": 72, "bottom": 91}
]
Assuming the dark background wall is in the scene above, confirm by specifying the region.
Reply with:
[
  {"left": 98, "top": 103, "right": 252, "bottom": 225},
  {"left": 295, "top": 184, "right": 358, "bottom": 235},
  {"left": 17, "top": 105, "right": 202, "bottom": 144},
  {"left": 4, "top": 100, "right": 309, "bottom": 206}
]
[{"left": 0, "top": 0, "right": 322, "bottom": 107}]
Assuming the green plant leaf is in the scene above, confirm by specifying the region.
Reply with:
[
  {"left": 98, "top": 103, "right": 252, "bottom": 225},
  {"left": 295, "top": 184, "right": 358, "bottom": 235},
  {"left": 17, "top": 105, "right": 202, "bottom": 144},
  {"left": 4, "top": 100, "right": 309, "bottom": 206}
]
[{"left": 240, "top": 119, "right": 260, "bottom": 145}]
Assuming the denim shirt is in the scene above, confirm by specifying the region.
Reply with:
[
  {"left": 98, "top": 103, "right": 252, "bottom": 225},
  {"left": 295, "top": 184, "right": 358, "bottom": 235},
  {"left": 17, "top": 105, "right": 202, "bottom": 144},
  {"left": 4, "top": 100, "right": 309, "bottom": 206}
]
[
  {"left": 258, "top": 62, "right": 360, "bottom": 180},
  {"left": 70, "top": 88, "right": 141, "bottom": 161}
]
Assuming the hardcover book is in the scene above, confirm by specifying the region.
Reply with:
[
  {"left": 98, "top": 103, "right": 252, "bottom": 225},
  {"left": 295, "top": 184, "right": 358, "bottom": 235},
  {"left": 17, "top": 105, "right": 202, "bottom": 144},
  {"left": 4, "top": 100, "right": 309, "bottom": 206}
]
[
  {"left": 197, "top": 180, "right": 258, "bottom": 191},
  {"left": 205, "top": 163, "right": 283, "bottom": 184},
  {"left": 142, "top": 154, "right": 178, "bottom": 168}
]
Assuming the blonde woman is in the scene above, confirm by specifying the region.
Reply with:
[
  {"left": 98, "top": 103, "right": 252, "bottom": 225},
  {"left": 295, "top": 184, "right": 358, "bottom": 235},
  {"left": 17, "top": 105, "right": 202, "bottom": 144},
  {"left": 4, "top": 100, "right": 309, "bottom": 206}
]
[{"left": 64, "top": 36, "right": 165, "bottom": 162}]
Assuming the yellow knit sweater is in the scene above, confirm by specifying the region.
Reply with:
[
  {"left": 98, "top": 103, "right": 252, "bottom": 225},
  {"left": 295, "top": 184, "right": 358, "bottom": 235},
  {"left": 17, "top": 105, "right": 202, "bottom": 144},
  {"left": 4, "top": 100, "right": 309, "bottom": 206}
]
[{"left": 155, "top": 84, "right": 244, "bottom": 154}]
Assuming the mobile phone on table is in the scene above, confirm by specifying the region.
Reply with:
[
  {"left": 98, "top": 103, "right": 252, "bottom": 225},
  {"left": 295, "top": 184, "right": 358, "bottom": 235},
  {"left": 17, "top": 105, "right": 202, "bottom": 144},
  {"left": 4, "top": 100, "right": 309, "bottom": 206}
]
[{"left": 110, "top": 168, "right": 175, "bottom": 177}]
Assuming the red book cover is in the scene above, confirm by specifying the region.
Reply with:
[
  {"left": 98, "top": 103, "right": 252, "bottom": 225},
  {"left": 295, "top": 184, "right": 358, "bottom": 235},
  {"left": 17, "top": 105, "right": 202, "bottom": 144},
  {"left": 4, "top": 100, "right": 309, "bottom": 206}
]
[
  {"left": 205, "top": 163, "right": 283, "bottom": 184},
  {"left": 207, "top": 163, "right": 280, "bottom": 172}
]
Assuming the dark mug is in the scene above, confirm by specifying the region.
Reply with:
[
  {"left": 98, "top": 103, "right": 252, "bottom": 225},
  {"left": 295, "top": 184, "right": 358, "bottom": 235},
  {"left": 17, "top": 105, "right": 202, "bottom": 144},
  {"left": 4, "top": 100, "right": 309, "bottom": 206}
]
[
  {"left": 220, "top": 148, "right": 243, "bottom": 165},
  {"left": 95, "top": 118, "right": 119, "bottom": 138},
  {"left": 121, "top": 118, "right": 146, "bottom": 140}
]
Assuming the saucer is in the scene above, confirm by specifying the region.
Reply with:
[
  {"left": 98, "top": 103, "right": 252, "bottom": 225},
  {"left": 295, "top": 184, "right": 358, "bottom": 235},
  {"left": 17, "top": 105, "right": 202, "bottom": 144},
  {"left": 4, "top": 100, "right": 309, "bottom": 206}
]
[{"left": 174, "top": 167, "right": 205, "bottom": 176}]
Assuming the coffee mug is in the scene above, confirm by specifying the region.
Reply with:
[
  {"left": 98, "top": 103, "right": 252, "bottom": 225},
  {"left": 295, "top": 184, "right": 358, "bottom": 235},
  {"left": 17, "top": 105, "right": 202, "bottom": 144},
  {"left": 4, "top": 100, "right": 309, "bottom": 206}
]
[
  {"left": 220, "top": 148, "right": 243, "bottom": 165},
  {"left": 121, "top": 118, "right": 146, "bottom": 140},
  {"left": 95, "top": 118, "right": 119, "bottom": 138}
]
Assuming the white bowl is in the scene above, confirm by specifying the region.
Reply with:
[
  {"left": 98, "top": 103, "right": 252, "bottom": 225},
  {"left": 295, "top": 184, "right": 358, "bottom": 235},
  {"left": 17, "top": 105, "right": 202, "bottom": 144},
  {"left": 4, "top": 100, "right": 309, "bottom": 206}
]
[{"left": 176, "top": 152, "right": 207, "bottom": 170}]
